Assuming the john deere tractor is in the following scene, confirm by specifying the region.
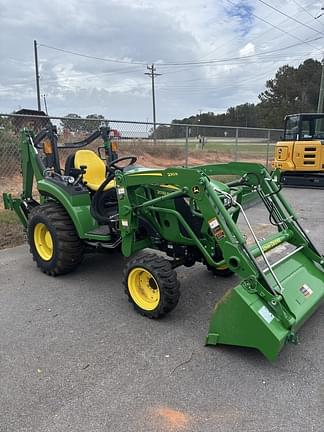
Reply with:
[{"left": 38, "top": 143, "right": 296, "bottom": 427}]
[{"left": 3, "top": 125, "right": 324, "bottom": 361}]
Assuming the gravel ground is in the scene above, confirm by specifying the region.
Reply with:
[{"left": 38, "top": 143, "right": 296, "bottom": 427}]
[{"left": 0, "top": 188, "right": 323, "bottom": 432}]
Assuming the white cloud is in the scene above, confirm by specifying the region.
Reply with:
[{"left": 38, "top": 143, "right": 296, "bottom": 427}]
[
  {"left": 239, "top": 42, "right": 255, "bottom": 57},
  {"left": 0, "top": 0, "right": 322, "bottom": 121}
]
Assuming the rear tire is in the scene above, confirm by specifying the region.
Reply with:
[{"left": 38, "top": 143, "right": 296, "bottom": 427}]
[
  {"left": 123, "top": 253, "right": 180, "bottom": 318},
  {"left": 28, "top": 201, "right": 84, "bottom": 276}
]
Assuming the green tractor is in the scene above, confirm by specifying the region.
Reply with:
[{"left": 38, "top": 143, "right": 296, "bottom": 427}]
[{"left": 3, "top": 125, "right": 324, "bottom": 361}]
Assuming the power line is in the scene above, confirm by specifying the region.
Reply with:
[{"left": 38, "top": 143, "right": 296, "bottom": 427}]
[
  {"left": 36, "top": 50, "right": 316, "bottom": 93},
  {"left": 243, "top": 10, "right": 324, "bottom": 52},
  {"left": 4, "top": 43, "right": 319, "bottom": 91},
  {"left": 197, "top": 6, "right": 305, "bottom": 61},
  {"left": 160, "top": 74, "right": 293, "bottom": 90},
  {"left": 153, "top": 38, "right": 323, "bottom": 65},
  {"left": 158, "top": 50, "right": 318, "bottom": 94},
  {"left": 290, "top": 0, "right": 319, "bottom": 20},
  {"left": 40, "top": 66, "right": 145, "bottom": 85},
  {"left": 38, "top": 43, "right": 148, "bottom": 65},
  {"left": 225, "top": 0, "right": 322, "bottom": 51},
  {"left": 39, "top": 33, "right": 322, "bottom": 70},
  {"left": 160, "top": 43, "right": 322, "bottom": 75},
  {"left": 159, "top": 54, "right": 318, "bottom": 88},
  {"left": 255, "top": 0, "right": 324, "bottom": 36},
  {"left": 155, "top": 52, "right": 311, "bottom": 76},
  {"left": 3, "top": 50, "right": 315, "bottom": 94}
]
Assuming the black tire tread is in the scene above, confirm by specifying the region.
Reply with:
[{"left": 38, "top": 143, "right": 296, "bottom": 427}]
[
  {"left": 28, "top": 201, "right": 84, "bottom": 276},
  {"left": 123, "top": 252, "right": 180, "bottom": 319}
]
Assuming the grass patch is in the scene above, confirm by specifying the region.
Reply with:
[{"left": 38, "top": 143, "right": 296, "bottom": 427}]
[
  {"left": 0, "top": 209, "right": 25, "bottom": 250},
  {"left": 119, "top": 141, "right": 185, "bottom": 159},
  {"left": 118, "top": 139, "right": 274, "bottom": 165},
  {"left": 0, "top": 210, "right": 20, "bottom": 224}
]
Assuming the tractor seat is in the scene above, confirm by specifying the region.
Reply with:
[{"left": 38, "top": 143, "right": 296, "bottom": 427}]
[{"left": 73, "top": 149, "right": 115, "bottom": 192}]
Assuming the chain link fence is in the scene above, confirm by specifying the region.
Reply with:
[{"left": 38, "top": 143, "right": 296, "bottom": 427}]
[{"left": 0, "top": 113, "right": 282, "bottom": 207}]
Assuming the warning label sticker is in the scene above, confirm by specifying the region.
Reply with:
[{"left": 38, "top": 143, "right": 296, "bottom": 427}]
[
  {"left": 214, "top": 227, "right": 225, "bottom": 240},
  {"left": 117, "top": 187, "right": 125, "bottom": 197},
  {"left": 208, "top": 218, "right": 224, "bottom": 240},
  {"left": 208, "top": 218, "right": 219, "bottom": 229},
  {"left": 258, "top": 306, "right": 274, "bottom": 324},
  {"left": 121, "top": 219, "right": 129, "bottom": 227},
  {"left": 299, "top": 284, "right": 313, "bottom": 298}
]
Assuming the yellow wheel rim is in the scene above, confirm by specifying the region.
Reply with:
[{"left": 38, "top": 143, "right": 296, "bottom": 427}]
[
  {"left": 128, "top": 267, "right": 160, "bottom": 311},
  {"left": 33, "top": 223, "right": 54, "bottom": 261}
]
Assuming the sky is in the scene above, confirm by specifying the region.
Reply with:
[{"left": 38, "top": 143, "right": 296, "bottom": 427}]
[{"left": 0, "top": 0, "right": 323, "bottom": 122}]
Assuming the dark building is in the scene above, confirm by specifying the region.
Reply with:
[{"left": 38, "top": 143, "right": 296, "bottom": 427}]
[{"left": 11, "top": 109, "right": 51, "bottom": 133}]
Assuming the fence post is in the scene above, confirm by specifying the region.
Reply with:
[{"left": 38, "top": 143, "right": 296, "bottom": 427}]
[
  {"left": 185, "top": 126, "right": 189, "bottom": 167},
  {"left": 266, "top": 129, "right": 271, "bottom": 169},
  {"left": 235, "top": 127, "right": 239, "bottom": 161}
]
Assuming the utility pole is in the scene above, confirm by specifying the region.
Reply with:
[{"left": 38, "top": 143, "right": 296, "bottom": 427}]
[
  {"left": 145, "top": 64, "right": 161, "bottom": 143},
  {"left": 34, "top": 40, "right": 41, "bottom": 111},
  {"left": 317, "top": 61, "right": 324, "bottom": 113},
  {"left": 43, "top": 94, "right": 48, "bottom": 114},
  {"left": 315, "top": 9, "right": 324, "bottom": 112}
]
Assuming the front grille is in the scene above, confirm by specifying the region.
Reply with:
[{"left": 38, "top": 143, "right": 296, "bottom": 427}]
[{"left": 304, "top": 160, "right": 315, "bottom": 165}]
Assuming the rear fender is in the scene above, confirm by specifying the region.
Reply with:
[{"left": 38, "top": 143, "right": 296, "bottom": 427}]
[{"left": 37, "top": 179, "right": 98, "bottom": 238}]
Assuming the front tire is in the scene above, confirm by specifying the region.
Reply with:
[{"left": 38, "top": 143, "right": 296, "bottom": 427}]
[
  {"left": 124, "top": 253, "right": 180, "bottom": 318},
  {"left": 28, "top": 201, "right": 84, "bottom": 276}
]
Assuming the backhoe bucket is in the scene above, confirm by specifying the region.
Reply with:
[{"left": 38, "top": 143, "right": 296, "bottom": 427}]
[{"left": 206, "top": 248, "right": 324, "bottom": 361}]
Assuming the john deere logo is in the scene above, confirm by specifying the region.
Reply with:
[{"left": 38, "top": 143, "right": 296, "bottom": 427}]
[{"left": 192, "top": 186, "right": 200, "bottom": 194}]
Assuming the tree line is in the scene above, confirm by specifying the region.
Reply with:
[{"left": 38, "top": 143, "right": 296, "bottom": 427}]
[
  {"left": 60, "top": 113, "right": 105, "bottom": 133},
  {"left": 154, "top": 58, "right": 322, "bottom": 138}
]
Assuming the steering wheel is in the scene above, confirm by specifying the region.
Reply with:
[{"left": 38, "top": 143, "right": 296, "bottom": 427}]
[
  {"left": 92, "top": 155, "right": 137, "bottom": 224},
  {"left": 109, "top": 156, "right": 137, "bottom": 172}
]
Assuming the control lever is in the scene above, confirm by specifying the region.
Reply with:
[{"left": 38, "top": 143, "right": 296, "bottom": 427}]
[
  {"left": 43, "top": 169, "right": 75, "bottom": 185},
  {"left": 80, "top": 165, "right": 87, "bottom": 174},
  {"left": 74, "top": 164, "right": 87, "bottom": 186}
]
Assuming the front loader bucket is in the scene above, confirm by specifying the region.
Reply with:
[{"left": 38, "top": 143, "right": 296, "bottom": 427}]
[{"left": 206, "top": 248, "right": 324, "bottom": 361}]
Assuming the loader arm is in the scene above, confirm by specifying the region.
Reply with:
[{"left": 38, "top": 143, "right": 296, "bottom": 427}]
[{"left": 116, "top": 162, "right": 324, "bottom": 361}]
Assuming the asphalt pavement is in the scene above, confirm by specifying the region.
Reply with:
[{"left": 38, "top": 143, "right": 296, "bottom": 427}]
[{"left": 0, "top": 188, "right": 323, "bottom": 432}]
